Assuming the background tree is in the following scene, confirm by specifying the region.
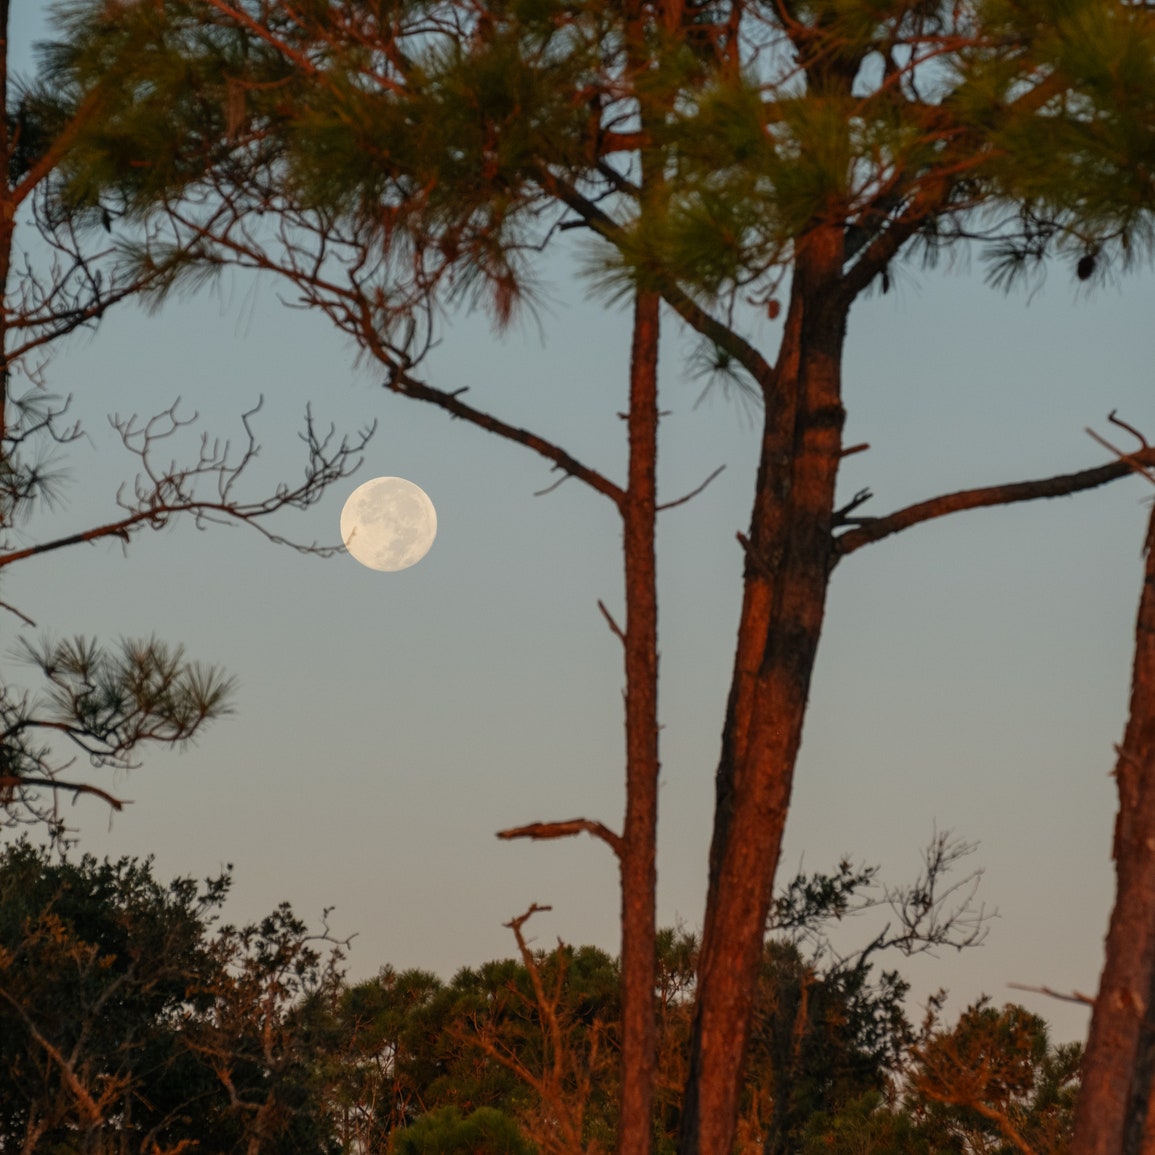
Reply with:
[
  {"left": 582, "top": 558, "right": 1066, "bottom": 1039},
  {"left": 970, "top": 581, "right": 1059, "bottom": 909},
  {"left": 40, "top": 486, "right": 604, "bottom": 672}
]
[
  {"left": 910, "top": 1000, "right": 1082, "bottom": 1155},
  {"left": 40, "top": 0, "right": 1155, "bottom": 1151},
  {"left": 0, "top": 839, "right": 345, "bottom": 1155}
]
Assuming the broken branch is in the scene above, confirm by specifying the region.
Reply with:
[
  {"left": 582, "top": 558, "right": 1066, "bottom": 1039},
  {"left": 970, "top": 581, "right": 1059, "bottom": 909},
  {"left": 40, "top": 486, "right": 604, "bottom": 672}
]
[{"left": 497, "top": 818, "right": 624, "bottom": 858}]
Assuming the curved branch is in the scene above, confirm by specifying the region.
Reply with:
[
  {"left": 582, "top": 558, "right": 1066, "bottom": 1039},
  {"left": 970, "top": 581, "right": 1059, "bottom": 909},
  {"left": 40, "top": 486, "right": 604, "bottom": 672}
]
[
  {"left": 0, "top": 775, "right": 125, "bottom": 810},
  {"left": 835, "top": 449, "right": 1155, "bottom": 557},
  {"left": 658, "top": 465, "right": 726, "bottom": 512},
  {"left": 391, "top": 368, "right": 625, "bottom": 507}
]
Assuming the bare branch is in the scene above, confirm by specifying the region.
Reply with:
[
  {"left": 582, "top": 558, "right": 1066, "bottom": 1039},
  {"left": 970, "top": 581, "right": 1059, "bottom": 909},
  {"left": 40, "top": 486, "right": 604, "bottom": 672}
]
[
  {"left": 657, "top": 465, "right": 726, "bottom": 512},
  {"left": 833, "top": 487, "right": 873, "bottom": 526},
  {"left": 0, "top": 775, "right": 126, "bottom": 811},
  {"left": 836, "top": 448, "right": 1155, "bottom": 557},
  {"left": 533, "top": 471, "right": 571, "bottom": 498},
  {"left": 1107, "top": 410, "right": 1150, "bottom": 449},
  {"left": 0, "top": 600, "right": 36, "bottom": 628},
  {"left": 0, "top": 400, "right": 374, "bottom": 568},
  {"left": 1085, "top": 426, "right": 1155, "bottom": 487},
  {"left": 1007, "top": 982, "right": 1095, "bottom": 1007},
  {"left": 497, "top": 818, "right": 624, "bottom": 858},
  {"left": 597, "top": 598, "right": 626, "bottom": 645},
  {"left": 390, "top": 368, "right": 624, "bottom": 507}
]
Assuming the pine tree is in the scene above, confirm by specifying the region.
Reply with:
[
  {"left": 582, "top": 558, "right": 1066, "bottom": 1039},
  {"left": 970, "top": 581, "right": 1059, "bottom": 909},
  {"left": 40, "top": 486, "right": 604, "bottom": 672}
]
[
  {"left": 0, "top": 0, "right": 373, "bottom": 833},
  {"left": 40, "top": 0, "right": 1155, "bottom": 1151}
]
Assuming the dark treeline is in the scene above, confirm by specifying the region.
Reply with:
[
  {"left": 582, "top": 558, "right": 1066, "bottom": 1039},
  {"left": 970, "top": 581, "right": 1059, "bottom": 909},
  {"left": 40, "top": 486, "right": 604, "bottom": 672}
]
[{"left": 0, "top": 839, "right": 1077, "bottom": 1155}]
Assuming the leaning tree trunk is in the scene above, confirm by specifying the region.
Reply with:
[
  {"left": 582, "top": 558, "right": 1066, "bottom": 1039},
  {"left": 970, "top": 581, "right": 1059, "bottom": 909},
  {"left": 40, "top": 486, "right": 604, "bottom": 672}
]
[
  {"left": 1071, "top": 506, "right": 1155, "bottom": 1155},
  {"left": 678, "top": 227, "right": 848, "bottom": 1155}
]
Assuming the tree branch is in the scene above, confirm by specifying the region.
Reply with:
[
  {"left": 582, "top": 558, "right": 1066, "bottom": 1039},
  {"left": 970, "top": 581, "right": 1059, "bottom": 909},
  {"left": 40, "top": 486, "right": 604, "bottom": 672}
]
[
  {"left": 391, "top": 367, "right": 624, "bottom": 508},
  {"left": 497, "top": 817, "right": 624, "bottom": 858},
  {"left": 835, "top": 449, "right": 1155, "bottom": 557},
  {"left": 1006, "top": 982, "right": 1095, "bottom": 1007},
  {"left": 597, "top": 598, "right": 626, "bottom": 645},
  {"left": 539, "top": 172, "right": 776, "bottom": 390},
  {"left": 0, "top": 775, "right": 126, "bottom": 810}
]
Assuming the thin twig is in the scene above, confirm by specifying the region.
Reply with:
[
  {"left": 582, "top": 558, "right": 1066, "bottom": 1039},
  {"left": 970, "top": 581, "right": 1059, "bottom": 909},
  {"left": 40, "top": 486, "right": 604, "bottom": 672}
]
[
  {"left": 534, "top": 472, "right": 570, "bottom": 498},
  {"left": 1108, "top": 409, "right": 1149, "bottom": 449},
  {"left": 657, "top": 465, "right": 726, "bottom": 512},
  {"left": 1007, "top": 982, "right": 1095, "bottom": 1007},
  {"left": 597, "top": 599, "right": 626, "bottom": 645},
  {"left": 0, "top": 600, "right": 36, "bottom": 628},
  {"left": 833, "top": 487, "right": 873, "bottom": 525},
  {"left": 392, "top": 368, "right": 625, "bottom": 508},
  {"left": 1085, "top": 428, "right": 1155, "bottom": 488}
]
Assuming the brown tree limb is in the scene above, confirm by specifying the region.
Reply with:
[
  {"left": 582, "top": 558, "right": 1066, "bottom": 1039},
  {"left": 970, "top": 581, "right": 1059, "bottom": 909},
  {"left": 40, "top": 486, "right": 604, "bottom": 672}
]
[
  {"left": 391, "top": 367, "right": 625, "bottom": 508},
  {"left": 969, "top": 1099, "right": 1040, "bottom": 1155},
  {"left": 497, "top": 818, "right": 624, "bottom": 858},
  {"left": 0, "top": 776, "right": 126, "bottom": 811},
  {"left": 1086, "top": 428, "right": 1155, "bottom": 487},
  {"left": 835, "top": 449, "right": 1155, "bottom": 557},
  {"left": 1007, "top": 982, "right": 1095, "bottom": 1007}
]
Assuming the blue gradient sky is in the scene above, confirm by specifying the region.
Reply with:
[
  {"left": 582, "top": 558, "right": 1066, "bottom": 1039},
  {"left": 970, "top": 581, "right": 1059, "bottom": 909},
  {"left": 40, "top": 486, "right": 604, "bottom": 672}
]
[{"left": 8, "top": 2, "right": 1154, "bottom": 1046}]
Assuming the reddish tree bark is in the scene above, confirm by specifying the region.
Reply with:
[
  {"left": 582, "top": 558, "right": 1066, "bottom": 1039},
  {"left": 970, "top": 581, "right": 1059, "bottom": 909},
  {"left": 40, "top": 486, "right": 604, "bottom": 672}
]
[
  {"left": 1071, "top": 506, "right": 1155, "bottom": 1155},
  {"left": 617, "top": 289, "right": 662, "bottom": 1155},
  {"left": 679, "top": 226, "right": 849, "bottom": 1155}
]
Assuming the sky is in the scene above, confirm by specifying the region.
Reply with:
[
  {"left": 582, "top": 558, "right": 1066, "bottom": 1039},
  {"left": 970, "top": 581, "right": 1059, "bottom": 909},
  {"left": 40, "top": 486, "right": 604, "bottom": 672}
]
[{"left": 6, "top": 2, "right": 1155, "bottom": 1048}]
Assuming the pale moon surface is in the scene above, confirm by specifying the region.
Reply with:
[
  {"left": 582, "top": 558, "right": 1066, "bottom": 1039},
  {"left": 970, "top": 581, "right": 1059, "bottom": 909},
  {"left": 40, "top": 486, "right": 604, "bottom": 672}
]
[{"left": 340, "top": 477, "right": 438, "bottom": 572}]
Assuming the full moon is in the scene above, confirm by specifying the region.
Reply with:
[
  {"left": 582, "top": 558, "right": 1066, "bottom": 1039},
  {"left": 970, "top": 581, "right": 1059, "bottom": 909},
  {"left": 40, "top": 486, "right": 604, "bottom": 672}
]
[{"left": 340, "top": 477, "right": 438, "bottom": 572}]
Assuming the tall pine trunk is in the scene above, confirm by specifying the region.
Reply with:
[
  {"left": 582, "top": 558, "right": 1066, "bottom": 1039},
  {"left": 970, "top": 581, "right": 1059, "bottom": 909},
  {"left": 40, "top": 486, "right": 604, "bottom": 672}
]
[
  {"left": 617, "top": 289, "right": 661, "bottom": 1155},
  {"left": 679, "top": 229, "right": 847, "bottom": 1155},
  {"left": 1072, "top": 507, "right": 1155, "bottom": 1155}
]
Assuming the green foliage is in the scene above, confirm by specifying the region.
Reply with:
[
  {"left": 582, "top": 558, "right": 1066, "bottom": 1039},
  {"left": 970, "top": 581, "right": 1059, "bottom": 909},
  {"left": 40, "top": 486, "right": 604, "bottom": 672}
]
[
  {"left": 326, "top": 942, "right": 620, "bottom": 1154},
  {"left": 47, "top": 0, "right": 1155, "bottom": 334},
  {"left": 0, "top": 633, "right": 234, "bottom": 835},
  {"left": 0, "top": 840, "right": 1078, "bottom": 1155},
  {"left": 0, "top": 840, "right": 343, "bottom": 1155},
  {"left": 800, "top": 1092, "right": 954, "bottom": 1155},
  {"left": 394, "top": 1105, "right": 535, "bottom": 1155},
  {"left": 910, "top": 1000, "right": 1082, "bottom": 1155}
]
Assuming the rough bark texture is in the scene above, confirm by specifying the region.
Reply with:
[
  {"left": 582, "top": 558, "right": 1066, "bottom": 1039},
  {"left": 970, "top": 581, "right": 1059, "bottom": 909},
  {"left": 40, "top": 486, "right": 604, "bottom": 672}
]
[
  {"left": 678, "top": 227, "right": 848, "bottom": 1155},
  {"left": 1071, "top": 507, "right": 1155, "bottom": 1155},
  {"left": 617, "top": 289, "right": 661, "bottom": 1155}
]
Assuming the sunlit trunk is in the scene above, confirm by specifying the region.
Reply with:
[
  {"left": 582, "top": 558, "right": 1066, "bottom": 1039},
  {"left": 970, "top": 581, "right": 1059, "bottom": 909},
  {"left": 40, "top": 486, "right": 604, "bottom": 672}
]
[
  {"left": 1072, "top": 507, "right": 1155, "bottom": 1155},
  {"left": 679, "top": 227, "right": 847, "bottom": 1155},
  {"left": 617, "top": 288, "right": 661, "bottom": 1155}
]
